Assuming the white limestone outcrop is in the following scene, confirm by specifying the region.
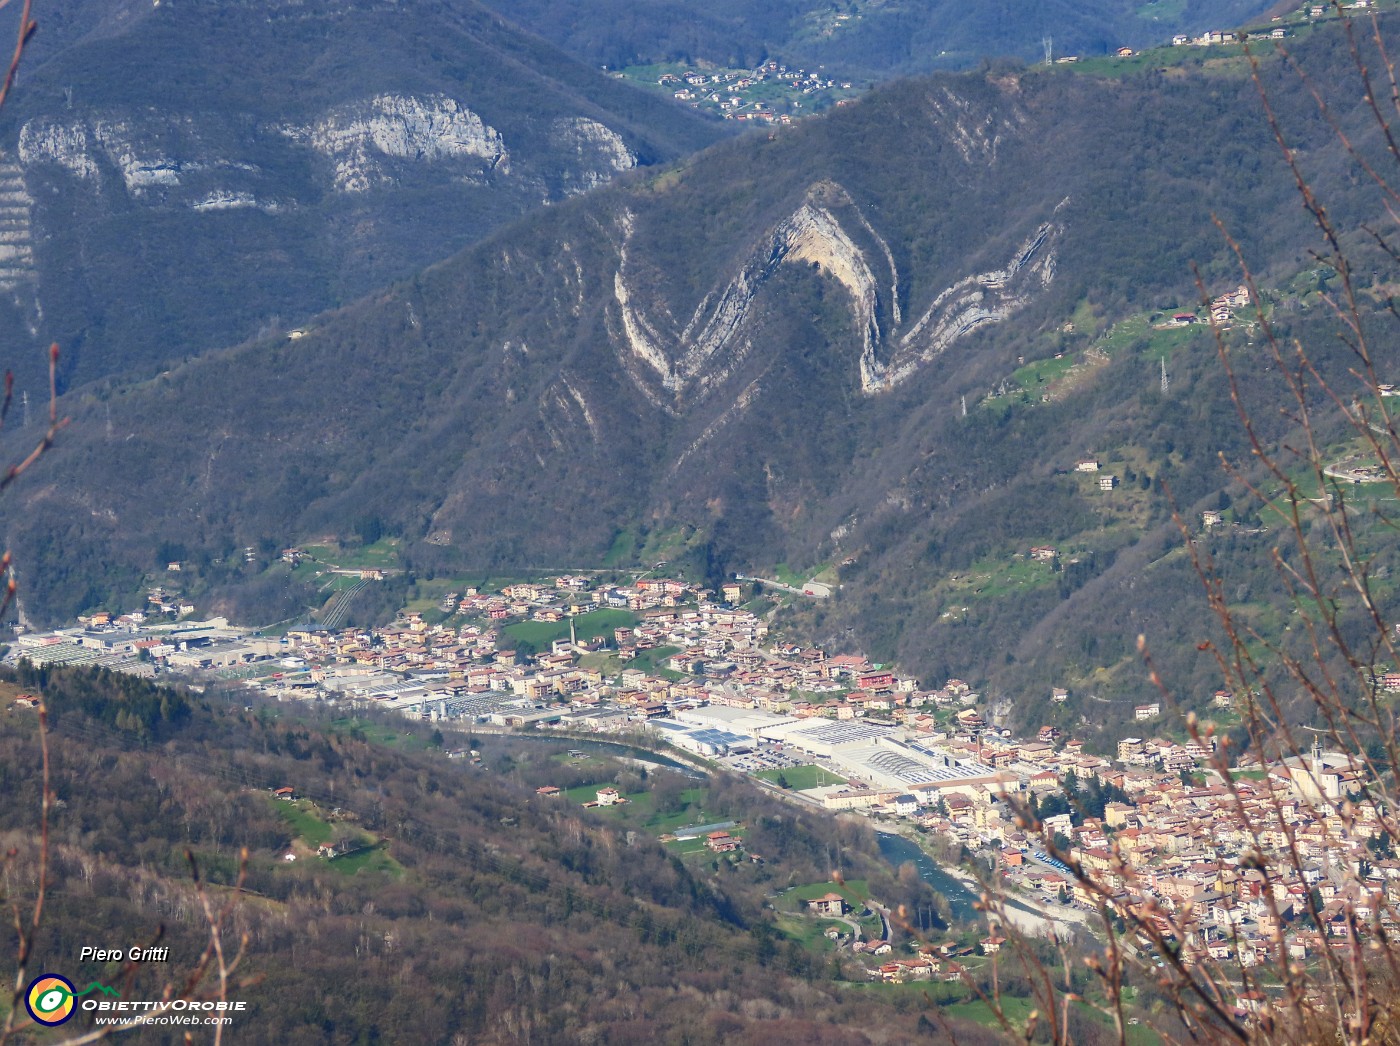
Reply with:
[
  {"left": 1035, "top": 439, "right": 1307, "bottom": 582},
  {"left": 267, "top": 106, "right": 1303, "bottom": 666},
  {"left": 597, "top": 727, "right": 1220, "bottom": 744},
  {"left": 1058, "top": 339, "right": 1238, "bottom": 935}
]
[
  {"left": 282, "top": 94, "right": 509, "bottom": 193},
  {"left": 611, "top": 181, "right": 1066, "bottom": 406},
  {"left": 552, "top": 117, "right": 636, "bottom": 195}
]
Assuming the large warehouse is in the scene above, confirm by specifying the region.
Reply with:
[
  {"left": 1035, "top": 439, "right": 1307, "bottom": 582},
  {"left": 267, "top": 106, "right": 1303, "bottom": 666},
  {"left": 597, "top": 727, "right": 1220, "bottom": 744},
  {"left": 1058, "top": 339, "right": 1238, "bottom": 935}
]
[
  {"left": 756, "top": 718, "right": 896, "bottom": 757},
  {"left": 648, "top": 718, "right": 755, "bottom": 756}
]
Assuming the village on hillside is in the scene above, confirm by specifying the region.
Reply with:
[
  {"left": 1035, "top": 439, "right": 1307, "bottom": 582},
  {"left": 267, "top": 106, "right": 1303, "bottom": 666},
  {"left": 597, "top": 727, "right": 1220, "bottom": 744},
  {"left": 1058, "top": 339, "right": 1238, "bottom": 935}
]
[{"left": 615, "top": 59, "right": 859, "bottom": 123}]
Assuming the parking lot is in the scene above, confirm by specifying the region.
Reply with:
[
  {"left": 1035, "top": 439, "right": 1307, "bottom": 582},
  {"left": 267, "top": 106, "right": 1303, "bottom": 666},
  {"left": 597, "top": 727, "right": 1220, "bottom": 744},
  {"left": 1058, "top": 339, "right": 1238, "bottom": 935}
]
[{"left": 719, "top": 742, "right": 805, "bottom": 774}]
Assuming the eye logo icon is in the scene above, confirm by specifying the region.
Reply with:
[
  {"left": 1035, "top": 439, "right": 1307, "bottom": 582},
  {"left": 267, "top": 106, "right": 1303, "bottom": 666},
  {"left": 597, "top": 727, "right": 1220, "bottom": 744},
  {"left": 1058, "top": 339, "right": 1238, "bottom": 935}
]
[{"left": 25, "top": 974, "right": 77, "bottom": 1026}]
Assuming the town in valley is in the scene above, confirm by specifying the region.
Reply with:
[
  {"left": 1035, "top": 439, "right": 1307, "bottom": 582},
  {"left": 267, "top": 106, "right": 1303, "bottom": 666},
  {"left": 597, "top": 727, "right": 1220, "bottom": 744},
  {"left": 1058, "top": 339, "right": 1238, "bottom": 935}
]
[{"left": 10, "top": 558, "right": 1385, "bottom": 996}]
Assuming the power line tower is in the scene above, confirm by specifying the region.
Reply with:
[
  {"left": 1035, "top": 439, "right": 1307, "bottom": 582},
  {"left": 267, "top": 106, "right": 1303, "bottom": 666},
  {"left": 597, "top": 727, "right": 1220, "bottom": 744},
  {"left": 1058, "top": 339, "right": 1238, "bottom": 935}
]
[
  {"left": 1043, "top": 36, "right": 1053, "bottom": 65},
  {"left": 20, "top": 390, "right": 28, "bottom": 429},
  {"left": 1160, "top": 356, "right": 1170, "bottom": 396}
]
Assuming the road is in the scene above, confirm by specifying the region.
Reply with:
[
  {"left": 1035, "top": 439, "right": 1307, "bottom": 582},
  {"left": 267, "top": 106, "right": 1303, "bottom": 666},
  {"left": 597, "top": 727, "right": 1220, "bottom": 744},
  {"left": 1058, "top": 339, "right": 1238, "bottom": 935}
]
[
  {"left": 749, "top": 774, "right": 827, "bottom": 808},
  {"left": 737, "top": 574, "right": 832, "bottom": 599}
]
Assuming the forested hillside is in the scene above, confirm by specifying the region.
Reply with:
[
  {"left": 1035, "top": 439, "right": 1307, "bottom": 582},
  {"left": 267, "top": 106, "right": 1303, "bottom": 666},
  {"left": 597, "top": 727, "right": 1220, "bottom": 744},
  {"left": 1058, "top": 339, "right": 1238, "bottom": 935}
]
[
  {"left": 0, "top": 666, "right": 1027, "bottom": 1044},
  {"left": 5, "top": 19, "right": 1396, "bottom": 739}
]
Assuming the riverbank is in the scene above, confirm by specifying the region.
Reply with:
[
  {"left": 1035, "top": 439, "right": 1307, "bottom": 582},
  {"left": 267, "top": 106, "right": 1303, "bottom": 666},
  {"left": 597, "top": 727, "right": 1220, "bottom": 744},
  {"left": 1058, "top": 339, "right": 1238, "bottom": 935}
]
[{"left": 874, "top": 824, "right": 1095, "bottom": 938}]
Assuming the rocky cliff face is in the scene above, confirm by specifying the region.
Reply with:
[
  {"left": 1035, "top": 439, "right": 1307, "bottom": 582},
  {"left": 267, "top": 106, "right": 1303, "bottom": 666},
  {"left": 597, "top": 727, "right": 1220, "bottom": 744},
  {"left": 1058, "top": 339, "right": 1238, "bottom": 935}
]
[
  {"left": 0, "top": 0, "right": 723, "bottom": 392},
  {"left": 0, "top": 161, "right": 36, "bottom": 292},
  {"left": 281, "top": 94, "right": 510, "bottom": 194},
  {"left": 17, "top": 95, "right": 642, "bottom": 206},
  {"left": 611, "top": 180, "right": 1066, "bottom": 407},
  {"left": 553, "top": 117, "right": 637, "bottom": 194},
  {"left": 19, "top": 114, "right": 281, "bottom": 207}
]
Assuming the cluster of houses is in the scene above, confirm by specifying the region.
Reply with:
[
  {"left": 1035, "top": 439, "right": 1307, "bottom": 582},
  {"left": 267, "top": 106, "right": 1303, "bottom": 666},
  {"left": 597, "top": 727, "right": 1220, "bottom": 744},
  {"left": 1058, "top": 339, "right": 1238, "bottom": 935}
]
[
  {"left": 1170, "top": 28, "right": 1286, "bottom": 47},
  {"left": 1207, "top": 283, "right": 1252, "bottom": 328},
  {"left": 1167, "top": 2, "right": 1371, "bottom": 51},
  {"left": 802, "top": 892, "right": 1000, "bottom": 982},
  {"left": 648, "top": 60, "right": 855, "bottom": 123},
  {"left": 757, "top": 671, "right": 1391, "bottom": 1007},
  {"left": 912, "top": 724, "right": 1389, "bottom": 999},
  {"left": 243, "top": 576, "right": 955, "bottom": 735}
]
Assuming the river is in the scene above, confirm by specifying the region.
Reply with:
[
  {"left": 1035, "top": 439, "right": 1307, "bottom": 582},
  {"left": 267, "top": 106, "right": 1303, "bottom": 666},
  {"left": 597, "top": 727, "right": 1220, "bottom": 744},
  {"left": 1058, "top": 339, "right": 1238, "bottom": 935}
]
[
  {"left": 878, "top": 831, "right": 1079, "bottom": 936},
  {"left": 877, "top": 832, "right": 983, "bottom": 923}
]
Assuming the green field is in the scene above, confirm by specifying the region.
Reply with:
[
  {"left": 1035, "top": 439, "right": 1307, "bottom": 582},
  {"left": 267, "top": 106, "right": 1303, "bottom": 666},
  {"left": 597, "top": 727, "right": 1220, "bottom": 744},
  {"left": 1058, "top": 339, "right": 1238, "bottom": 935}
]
[
  {"left": 632, "top": 645, "right": 684, "bottom": 672},
  {"left": 642, "top": 789, "right": 713, "bottom": 834},
  {"left": 754, "top": 765, "right": 847, "bottom": 790},
  {"left": 665, "top": 824, "right": 746, "bottom": 856},
  {"left": 272, "top": 797, "right": 401, "bottom": 877},
  {"left": 772, "top": 562, "right": 809, "bottom": 588},
  {"left": 1052, "top": 43, "right": 1250, "bottom": 81},
  {"left": 942, "top": 556, "right": 1056, "bottom": 603},
  {"left": 561, "top": 782, "right": 732, "bottom": 845},
  {"left": 562, "top": 782, "right": 649, "bottom": 809},
  {"left": 272, "top": 799, "right": 334, "bottom": 847},
  {"left": 1008, "top": 310, "right": 1205, "bottom": 407},
  {"left": 1011, "top": 352, "right": 1078, "bottom": 390},
  {"left": 775, "top": 913, "right": 851, "bottom": 953},
  {"left": 603, "top": 527, "right": 639, "bottom": 566},
  {"left": 941, "top": 996, "right": 1036, "bottom": 1029},
  {"left": 1228, "top": 768, "right": 1267, "bottom": 781},
  {"left": 1096, "top": 312, "right": 1204, "bottom": 358},
  {"left": 945, "top": 996, "right": 1159, "bottom": 1044},
  {"left": 584, "top": 644, "right": 684, "bottom": 680},
  {"left": 328, "top": 842, "right": 404, "bottom": 878},
  {"left": 303, "top": 538, "right": 401, "bottom": 571},
  {"left": 505, "top": 608, "right": 637, "bottom": 648}
]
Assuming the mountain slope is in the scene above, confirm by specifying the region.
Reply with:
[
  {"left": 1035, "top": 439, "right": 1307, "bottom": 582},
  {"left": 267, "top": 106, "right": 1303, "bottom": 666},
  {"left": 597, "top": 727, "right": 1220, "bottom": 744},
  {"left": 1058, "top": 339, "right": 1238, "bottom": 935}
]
[
  {"left": 0, "top": 664, "right": 979, "bottom": 1043},
  {"left": 0, "top": 0, "right": 725, "bottom": 393},
  {"left": 477, "top": 0, "right": 1283, "bottom": 77},
  {"left": 5, "top": 23, "right": 1391, "bottom": 732}
]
